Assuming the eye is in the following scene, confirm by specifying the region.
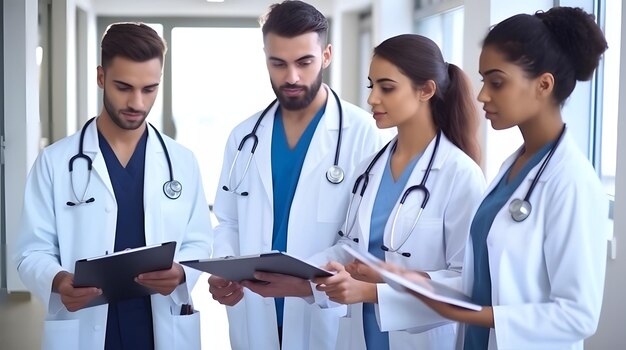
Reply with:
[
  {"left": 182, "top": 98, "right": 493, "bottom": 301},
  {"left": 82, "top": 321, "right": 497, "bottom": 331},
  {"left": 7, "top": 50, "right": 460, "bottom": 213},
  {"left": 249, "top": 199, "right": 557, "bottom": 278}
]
[
  {"left": 143, "top": 87, "right": 157, "bottom": 93},
  {"left": 490, "top": 80, "right": 503, "bottom": 89},
  {"left": 381, "top": 87, "right": 394, "bottom": 93},
  {"left": 270, "top": 61, "right": 286, "bottom": 68},
  {"left": 297, "top": 60, "right": 313, "bottom": 67}
]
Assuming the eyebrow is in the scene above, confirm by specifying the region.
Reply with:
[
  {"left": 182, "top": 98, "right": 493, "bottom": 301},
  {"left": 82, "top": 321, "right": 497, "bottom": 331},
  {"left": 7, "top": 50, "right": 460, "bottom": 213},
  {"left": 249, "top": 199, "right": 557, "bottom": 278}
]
[
  {"left": 480, "top": 69, "right": 506, "bottom": 77},
  {"left": 367, "top": 77, "right": 398, "bottom": 84},
  {"left": 268, "top": 54, "right": 316, "bottom": 63},
  {"left": 113, "top": 80, "right": 160, "bottom": 89}
]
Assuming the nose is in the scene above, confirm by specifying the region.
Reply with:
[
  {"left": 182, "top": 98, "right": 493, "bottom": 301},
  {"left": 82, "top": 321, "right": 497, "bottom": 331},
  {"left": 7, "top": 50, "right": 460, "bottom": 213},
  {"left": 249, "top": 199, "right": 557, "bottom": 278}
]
[
  {"left": 128, "top": 90, "right": 144, "bottom": 111},
  {"left": 285, "top": 66, "right": 299, "bottom": 85},
  {"left": 367, "top": 88, "right": 379, "bottom": 107},
  {"left": 477, "top": 85, "right": 489, "bottom": 103}
]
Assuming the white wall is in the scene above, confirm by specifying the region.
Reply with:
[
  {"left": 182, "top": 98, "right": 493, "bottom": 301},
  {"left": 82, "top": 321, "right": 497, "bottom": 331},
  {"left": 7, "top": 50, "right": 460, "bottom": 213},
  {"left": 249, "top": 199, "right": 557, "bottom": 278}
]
[
  {"left": 4, "top": 0, "right": 40, "bottom": 292},
  {"left": 51, "top": 0, "right": 97, "bottom": 141}
]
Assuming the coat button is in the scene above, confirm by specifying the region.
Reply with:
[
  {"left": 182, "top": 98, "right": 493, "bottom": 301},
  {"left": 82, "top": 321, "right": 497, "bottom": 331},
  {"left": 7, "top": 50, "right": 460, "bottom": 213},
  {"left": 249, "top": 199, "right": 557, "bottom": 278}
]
[
  {"left": 105, "top": 207, "right": 112, "bottom": 213},
  {"left": 93, "top": 325, "right": 101, "bottom": 331}
]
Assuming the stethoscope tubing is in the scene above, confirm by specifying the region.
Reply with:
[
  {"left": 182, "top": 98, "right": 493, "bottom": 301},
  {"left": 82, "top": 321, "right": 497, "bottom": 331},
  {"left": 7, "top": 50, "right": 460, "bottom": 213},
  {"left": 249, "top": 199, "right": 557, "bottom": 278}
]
[
  {"left": 223, "top": 88, "right": 344, "bottom": 196},
  {"left": 340, "top": 131, "right": 441, "bottom": 256},
  {"left": 508, "top": 124, "right": 566, "bottom": 222},
  {"left": 68, "top": 117, "right": 180, "bottom": 206}
]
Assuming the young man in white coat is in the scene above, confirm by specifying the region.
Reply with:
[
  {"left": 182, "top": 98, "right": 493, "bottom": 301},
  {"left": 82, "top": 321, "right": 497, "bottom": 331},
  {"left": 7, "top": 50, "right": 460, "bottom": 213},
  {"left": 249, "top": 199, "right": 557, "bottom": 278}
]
[
  {"left": 208, "top": 1, "right": 383, "bottom": 349},
  {"left": 14, "top": 23, "right": 212, "bottom": 350}
]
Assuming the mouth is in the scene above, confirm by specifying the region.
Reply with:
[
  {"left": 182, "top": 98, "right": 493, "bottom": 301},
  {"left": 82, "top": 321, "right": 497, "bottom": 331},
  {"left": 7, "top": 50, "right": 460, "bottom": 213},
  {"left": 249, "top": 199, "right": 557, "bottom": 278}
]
[
  {"left": 483, "top": 109, "right": 497, "bottom": 119},
  {"left": 120, "top": 111, "right": 145, "bottom": 120},
  {"left": 372, "top": 111, "right": 386, "bottom": 120},
  {"left": 281, "top": 87, "right": 305, "bottom": 97}
]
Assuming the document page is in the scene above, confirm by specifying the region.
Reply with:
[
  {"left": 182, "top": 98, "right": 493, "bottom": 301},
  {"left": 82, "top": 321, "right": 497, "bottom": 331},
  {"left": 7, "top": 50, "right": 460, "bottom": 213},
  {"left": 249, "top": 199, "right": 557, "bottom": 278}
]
[{"left": 342, "top": 245, "right": 481, "bottom": 311}]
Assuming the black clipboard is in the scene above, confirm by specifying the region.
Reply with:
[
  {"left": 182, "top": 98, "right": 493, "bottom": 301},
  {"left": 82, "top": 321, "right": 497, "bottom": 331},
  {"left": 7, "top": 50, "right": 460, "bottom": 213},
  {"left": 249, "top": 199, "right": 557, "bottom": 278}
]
[
  {"left": 73, "top": 241, "right": 177, "bottom": 307},
  {"left": 180, "top": 252, "right": 333, "bottom": 282}
]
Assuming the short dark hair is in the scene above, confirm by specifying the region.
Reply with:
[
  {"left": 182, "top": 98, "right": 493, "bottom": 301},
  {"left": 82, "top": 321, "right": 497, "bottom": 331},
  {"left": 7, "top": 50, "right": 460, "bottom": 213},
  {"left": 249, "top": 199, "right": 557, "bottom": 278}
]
[
  {"left": 483, "top": 7, "right": 607, "bottom": 105},
  {"left": 260, "top": 1, "right": 328, "bottom": 44},
  {"left": 101, "top": 22, "right": 167, "bottom": 69}
]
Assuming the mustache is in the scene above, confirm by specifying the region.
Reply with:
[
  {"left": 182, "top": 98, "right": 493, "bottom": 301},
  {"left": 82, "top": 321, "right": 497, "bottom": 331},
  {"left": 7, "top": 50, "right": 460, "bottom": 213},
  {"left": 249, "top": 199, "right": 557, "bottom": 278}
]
[
  {"left": 119, "top": 108, "right": 146, "bottom": 115},
  {"left": 279, "top": 83, "right": 307, "bottom": 91}
]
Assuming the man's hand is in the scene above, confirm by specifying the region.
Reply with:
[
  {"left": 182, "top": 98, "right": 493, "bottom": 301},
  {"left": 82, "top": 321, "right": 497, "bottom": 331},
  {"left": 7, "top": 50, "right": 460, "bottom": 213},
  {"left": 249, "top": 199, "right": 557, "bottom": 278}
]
[
  {"left": 52, "top": 271, "right": 101, "bottom": 312},
  {"left": 241, "top": 272, "right": 312, "bottom": 298},
  {"left": 314, "top": 261, "right": 377, "bottom": 304},
  {"left": 208, "top": 275, "right": 244, "bottom": 306},
  {"left": 135, "top": 262, "right": 185, "bottom": 296}
]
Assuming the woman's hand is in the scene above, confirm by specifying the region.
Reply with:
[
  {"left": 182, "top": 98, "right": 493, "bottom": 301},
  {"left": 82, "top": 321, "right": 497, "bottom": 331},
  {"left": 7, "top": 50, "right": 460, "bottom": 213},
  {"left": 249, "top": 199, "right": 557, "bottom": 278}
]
[
  {"left": 345, "top": 259, "right": 384, "bottom": 283},
  {"left": 314, "top": 261, "right": 377, "bottom": 304}
]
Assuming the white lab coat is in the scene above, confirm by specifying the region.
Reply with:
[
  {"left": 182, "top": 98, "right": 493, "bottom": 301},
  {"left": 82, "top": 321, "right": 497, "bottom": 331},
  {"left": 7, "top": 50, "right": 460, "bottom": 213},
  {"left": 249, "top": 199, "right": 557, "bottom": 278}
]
[
  {"left": 310, "top": 134, "right": 486, "bottom": 349},
  {"left": 13, "top": 117, "right": 213, "bottom": 350},
  {"left": 457, "top": 133, "right": 608, "bottom": 350},
  {"left": 212, "top": 85, "right": 383, "bottom": 350}
]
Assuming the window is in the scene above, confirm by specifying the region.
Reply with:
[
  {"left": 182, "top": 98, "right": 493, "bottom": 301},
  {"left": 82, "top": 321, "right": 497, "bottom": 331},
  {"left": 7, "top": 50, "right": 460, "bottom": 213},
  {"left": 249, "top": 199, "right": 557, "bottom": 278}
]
[
  {"left": 596, "top": 0, "right": 621, "bottom": 196},
  {"left": 414, "top": 6, "right": 464, "bottom": 67},
  {"left": 171, "top": 27, "right": 274, "bottom": 202}
]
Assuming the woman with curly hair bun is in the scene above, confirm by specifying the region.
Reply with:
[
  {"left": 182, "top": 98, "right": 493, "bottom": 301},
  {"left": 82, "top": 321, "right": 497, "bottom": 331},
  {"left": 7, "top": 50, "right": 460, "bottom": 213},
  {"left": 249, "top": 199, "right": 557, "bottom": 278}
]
[{"left": 390, "top": 7, "right": 609, "bottom": 350}]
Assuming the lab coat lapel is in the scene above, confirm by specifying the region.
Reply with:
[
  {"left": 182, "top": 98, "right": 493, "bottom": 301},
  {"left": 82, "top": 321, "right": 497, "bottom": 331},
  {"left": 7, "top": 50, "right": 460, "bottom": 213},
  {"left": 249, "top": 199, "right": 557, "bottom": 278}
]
[
  {"left": 299, "top": 85, "right": 341, "bottom": 180},
  {"left": 356, "top": 139, "right": 393, "bottom": 245},
  {"left": 144, "top": 125, "right": 168, "bottom": 245},
  {"left": 253, "top": 103, "right": 277, "bottom": 205},
  {"left": 82, "top": 117, "right": 115, "bottom": 201}
]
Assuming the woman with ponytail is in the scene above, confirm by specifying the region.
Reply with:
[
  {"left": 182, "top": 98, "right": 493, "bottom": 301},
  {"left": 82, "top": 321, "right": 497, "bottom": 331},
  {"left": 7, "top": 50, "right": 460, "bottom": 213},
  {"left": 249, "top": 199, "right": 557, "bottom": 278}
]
[
  {"left": 310, "top": 34, "right": 486, "bottom": 349},
  {"left": 391, "top": 7, "right": 609, "bottom": 350}
]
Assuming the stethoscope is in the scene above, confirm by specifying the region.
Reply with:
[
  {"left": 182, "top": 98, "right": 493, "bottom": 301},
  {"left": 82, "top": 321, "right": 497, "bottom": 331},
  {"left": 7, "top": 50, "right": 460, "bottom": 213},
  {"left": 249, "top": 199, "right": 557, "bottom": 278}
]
[
  {"left": 509, "top": 124, "right": 566, "bottom": 222},
  {"left": 338, "top": 131, "right": 442, "bottom": 257},
  {"left": 67, "top": 117, "right": 182, "bottom": 206},
  {"left": 222, "top": 88, "right": 344, "bottom": 196}
]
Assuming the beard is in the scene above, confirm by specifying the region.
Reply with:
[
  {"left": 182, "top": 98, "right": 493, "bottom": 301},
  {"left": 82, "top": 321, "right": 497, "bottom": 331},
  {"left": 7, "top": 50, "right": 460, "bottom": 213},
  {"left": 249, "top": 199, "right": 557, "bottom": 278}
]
[
  {"left": 271, "top": 69, "right": 323, "bottom": 111},
  {"left": 103, "top": 90, "right": 150, "bottom": 130}
]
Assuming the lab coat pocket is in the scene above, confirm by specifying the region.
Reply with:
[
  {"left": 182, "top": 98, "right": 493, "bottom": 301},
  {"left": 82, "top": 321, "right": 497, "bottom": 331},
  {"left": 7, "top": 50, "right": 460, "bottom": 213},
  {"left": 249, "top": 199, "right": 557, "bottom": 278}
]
[
  {"left": 308, "top": 305, "right": 347, "bottom": 349},
  {"left": 336, "top": 317, "right": 352, "bottom": 350},
  {"left": 390, "top": 217, "right": 443, "bottom": 267},
  {"left": 42, "top": 319, "right": 80, "bottom": 350},
  {"left": 335, "top": 315, "right": 366, "bottom": 350},
  {"left": 317, "top": 178, "right": 349, "bottom": 224},
  {"left": 172, "top": 310, "right": 201, "bottom": 350}
]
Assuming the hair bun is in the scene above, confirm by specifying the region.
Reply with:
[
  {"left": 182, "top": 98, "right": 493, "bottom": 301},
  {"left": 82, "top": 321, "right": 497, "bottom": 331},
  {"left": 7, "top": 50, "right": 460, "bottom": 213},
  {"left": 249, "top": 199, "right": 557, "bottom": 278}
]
[{"left": 535, "top": 7, "right": 607, "bottom": 81}]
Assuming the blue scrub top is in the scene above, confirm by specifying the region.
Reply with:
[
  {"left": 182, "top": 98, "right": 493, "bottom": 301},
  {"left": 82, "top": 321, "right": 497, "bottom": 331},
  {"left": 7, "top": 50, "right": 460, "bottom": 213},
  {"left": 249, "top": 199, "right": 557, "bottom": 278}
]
[
  {"left": 99, "top": 128, "right": 154, "bottom": 350},
  {"left": 464, "top": 142, "right": 554, "bottom": 350},
  {"left": 271, "top": 104, "right": 326, "bottom": 328},
  {"left": 364, "top": 143, "right": 421, "bottom": 350}
]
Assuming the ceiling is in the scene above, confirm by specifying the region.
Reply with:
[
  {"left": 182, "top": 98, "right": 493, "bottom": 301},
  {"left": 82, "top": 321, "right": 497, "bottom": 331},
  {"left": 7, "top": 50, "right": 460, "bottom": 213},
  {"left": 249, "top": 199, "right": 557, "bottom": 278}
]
[{"left": 91, "top": 0, "right": 335, "bottom": 18}]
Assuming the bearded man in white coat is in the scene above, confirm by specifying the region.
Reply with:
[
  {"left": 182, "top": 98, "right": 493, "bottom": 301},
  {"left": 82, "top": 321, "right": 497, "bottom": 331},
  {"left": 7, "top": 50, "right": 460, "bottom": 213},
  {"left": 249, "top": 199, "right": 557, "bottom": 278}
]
[{"left": 208, "top": 1, "right": 383, "bottom": 349}]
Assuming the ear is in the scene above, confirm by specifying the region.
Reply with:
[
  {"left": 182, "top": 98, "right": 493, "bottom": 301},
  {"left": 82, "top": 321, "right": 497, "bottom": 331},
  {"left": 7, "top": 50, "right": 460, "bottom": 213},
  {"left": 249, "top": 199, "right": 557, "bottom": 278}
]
[
  {"left": 97, "top": 66, "right": 105, "bottom": 89},
  {"left": 418, "top": 80, "right": 437, "bottom": 101},
  {"left": 536, "top": 72, "right": 554, "bottom": 98},
  {"left": 322, "top": 44, "right": 332, "bottom": 69}
]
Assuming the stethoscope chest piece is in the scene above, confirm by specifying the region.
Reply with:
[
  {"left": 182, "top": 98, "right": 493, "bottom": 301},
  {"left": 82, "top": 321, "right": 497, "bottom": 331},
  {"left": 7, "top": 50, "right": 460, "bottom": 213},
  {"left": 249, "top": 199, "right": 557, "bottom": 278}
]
[
  {"left": 509, "top": 198, "right": 531, "bottom": 222},
  {"left": 163, "top": 179, "right": 182, "bottom": 199},
  {"left": 326, "top": 165, "right": 345, "bottom": 184}
]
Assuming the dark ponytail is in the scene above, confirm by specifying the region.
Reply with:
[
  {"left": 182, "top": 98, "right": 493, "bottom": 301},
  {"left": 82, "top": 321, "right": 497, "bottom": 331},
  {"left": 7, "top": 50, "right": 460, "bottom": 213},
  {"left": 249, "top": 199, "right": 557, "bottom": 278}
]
[
  {"left": 483, "top": 7, "right": 607, "bottom": 104},
  {"left": 432, "top": 64, "right": 480, "bottom": 163},
  {"left": 374, "top": 34, "right": 480, "bottom": 163}
]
